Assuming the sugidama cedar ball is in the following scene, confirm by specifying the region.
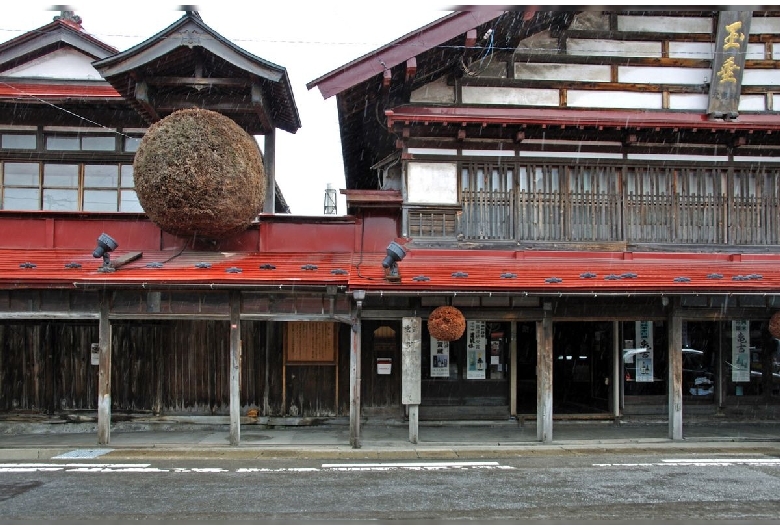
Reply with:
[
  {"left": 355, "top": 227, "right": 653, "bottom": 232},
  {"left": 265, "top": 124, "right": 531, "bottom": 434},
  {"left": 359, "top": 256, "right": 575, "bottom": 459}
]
[{"left": 133, "top": 108, "right": 266, "bottom": 239}]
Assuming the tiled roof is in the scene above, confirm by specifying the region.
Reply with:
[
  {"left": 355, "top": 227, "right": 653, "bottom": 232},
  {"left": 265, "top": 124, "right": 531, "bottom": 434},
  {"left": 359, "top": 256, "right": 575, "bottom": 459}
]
[
  {"left": 348, "top": 249, "right": 780, "bottom": 295},
  {"left": 0, "top": 82, "right": 121, "bottom": 99},
  {"left": 3, "top": 248, "right": 780, "bottom": 295},
  {"left": 0, "top": 249, "right": 351, "bottom": 289}
]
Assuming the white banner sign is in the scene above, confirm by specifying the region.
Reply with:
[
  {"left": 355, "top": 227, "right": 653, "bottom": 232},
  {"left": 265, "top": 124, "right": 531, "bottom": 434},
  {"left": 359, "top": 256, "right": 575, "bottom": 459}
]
[
  {"left": 430, "top": 337, "right": 450, "bottom": 378},
  {"left": 731, "top": 320, "right": 751, "bottom": 383},
  {"left": 635, "top": 321, "right": 654, "bottom": 383},
  {"left": 466, "top": 321, "right": 486, "bottom": 380}
]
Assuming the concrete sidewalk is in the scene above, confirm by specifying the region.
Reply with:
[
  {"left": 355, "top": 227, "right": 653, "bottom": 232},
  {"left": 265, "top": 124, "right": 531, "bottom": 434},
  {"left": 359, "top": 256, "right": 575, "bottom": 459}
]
[{"left": 1, "top": 419, "right": 779, "bottom": 460}]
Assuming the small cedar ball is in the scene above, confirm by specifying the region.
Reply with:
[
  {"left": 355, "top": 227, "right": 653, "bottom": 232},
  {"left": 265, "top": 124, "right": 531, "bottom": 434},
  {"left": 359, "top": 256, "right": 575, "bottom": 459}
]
[
  {"left": 133, "top": 108, "right": 266, "bottom": 240},
  {"left": 428, "top": 305, "right": 467, "bottom": 342}
]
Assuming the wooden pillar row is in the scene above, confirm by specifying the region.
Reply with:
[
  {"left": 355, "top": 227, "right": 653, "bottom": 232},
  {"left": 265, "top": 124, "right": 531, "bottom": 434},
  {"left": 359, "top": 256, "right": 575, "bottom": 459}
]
[
  {"left": 668, "top": 307, "right": 683, "bottom": 440},
  {"left": 349, "top": 301, "right": 363, "bottom": 448}
]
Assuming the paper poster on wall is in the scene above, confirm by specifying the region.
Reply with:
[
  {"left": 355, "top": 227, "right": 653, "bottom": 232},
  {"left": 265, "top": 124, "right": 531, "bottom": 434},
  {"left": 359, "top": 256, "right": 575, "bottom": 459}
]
[
  {"left": 635, "top": 321, "right": 654, "bottom": 383},
  {"left": 466, "top": 320, "right": 486, "bottom": 380},
  {"left": 731, "top": 320, "right": 751, "bottom": 383},
  {"left": 430, "top": 337, "right": 450, "bottom": 378}
]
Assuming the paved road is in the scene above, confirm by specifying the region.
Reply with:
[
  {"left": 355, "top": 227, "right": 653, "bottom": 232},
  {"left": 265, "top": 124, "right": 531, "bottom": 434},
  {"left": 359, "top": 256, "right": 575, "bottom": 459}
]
[{"left": 2, "top": 451, "right": 780, "bottom": 523}]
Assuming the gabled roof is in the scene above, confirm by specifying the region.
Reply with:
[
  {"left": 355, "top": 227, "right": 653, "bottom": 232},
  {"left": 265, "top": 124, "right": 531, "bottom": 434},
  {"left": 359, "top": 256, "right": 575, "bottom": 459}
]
[
  {"left": 0, "top": 15, "right": 118, "bottom": 74},
  {"left": 307, "top": 8, "right": 575, "bottom": 189},
  {"left": 92, "top": 11, "right": 301, "bottom": 135}
]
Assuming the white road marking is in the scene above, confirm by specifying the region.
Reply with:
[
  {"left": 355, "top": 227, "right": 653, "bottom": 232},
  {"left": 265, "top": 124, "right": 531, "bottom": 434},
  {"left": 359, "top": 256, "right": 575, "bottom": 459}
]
[
  {"left": 0, "top": 461, "right": 510, "bottom": 474},
  {"left": 594, "top": 458, "right": 780, "bottom": 467}
]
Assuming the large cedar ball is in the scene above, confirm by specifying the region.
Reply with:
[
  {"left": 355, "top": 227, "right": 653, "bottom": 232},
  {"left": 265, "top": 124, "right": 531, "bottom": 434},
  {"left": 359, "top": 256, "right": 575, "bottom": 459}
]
[{"left": 133, "top": 108, "right": 265, "bottom": 239}]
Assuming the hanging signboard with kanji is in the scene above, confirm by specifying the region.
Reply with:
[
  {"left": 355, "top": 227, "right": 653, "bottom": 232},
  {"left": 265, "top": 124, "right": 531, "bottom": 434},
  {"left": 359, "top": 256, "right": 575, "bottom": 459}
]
[{"left": 707, "top": 11, "right": 752, "bottom": 119}]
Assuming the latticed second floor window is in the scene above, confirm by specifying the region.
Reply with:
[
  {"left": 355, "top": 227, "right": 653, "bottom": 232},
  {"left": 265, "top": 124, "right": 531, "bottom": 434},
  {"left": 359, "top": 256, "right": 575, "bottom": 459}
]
[{"left": 0, "top": 161, "right": 142, "bottom": 213}]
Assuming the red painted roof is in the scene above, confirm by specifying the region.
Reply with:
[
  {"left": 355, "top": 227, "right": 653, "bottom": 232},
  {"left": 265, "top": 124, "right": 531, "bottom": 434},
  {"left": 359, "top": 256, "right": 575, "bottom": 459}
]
[
  {"left": 0, "top": 249, "right": 351, "bottom": 289},
  {"left": 3, "top": 248, "right": 780, "bottom": 295},
  {"left": 0, "top": 82, "right": 121, "bottom": 99},
  {"left": 386, "top": 106, "right": 780, "bottom": 132},
  {"left": 348, "top": 249, "right": 780, "bottom": 295}
]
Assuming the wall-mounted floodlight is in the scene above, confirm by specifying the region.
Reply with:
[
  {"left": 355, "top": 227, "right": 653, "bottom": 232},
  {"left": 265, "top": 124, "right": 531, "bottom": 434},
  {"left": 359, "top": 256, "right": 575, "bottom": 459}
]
[
  {"left": 382, "top": 241, "right": 406, "bottom": 282},
  {"left": 93, "top": 233, "right": 118, "bottom": 272}
]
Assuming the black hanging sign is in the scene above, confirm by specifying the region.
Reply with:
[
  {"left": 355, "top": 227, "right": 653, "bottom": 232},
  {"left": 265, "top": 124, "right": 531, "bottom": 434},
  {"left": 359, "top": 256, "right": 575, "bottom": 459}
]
[{"left": 707, "top": 11, "right": 752, "bottom": 120}]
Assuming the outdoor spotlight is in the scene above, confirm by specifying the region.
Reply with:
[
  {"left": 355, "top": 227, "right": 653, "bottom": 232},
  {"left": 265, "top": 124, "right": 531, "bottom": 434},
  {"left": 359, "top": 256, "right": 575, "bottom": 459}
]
[
  {"left": 93, "top": 233, "right": 118, "bottom": 272},
  {"left": 382, "top": 241, "right": 406, "bottom": 282}
]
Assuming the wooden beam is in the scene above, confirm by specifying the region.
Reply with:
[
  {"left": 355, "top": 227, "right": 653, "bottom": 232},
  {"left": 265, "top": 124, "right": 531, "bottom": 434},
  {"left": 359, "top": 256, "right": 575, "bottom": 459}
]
[
  {"left": 229, "top": 291, "right": 241, "bottom": 446},
  {"left": 668, "top": 306, "right": 683, "bottom": 440},
  {"left": 537, "top": 311, "right": 553, "bottom": 443},
  {"left": 250, "top": 82, "right": 274, "bottom": 134},
  {"left": 405, "top": 57, "right": 417, "bottom": 82},
  {"left": 133, "top": 81, "right": 160, "bottom": 122},
  {"left": 144, "top": 76, "right": 251, "bottom": 87},
  {"left": 349, "top": 302, "right": 362, "bottom": 448},
  {"left": 97, "top": 291, "right": 112, "bottom": 445},
  {"left": 465, "top": 29, "right": 477, "bottom": 48}
]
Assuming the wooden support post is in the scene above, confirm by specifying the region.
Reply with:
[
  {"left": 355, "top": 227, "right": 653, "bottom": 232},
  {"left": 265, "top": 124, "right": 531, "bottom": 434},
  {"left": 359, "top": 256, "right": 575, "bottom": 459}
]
[
  {"left": 97, "top": 291, "right": 111, "bottom": 445},
  {"left": 510, "top": 321, "right": 518, "bottom": 418},
  {"left": 537, "top": 311, "right": 553, "bottom": 443},
  {"left": 264, "top": 129, "right": 276, "bottom": 214},
  {"left": 612, "top": 321, "right": 621, "bottom": 422},
  {"left": 668, "top": 308, "right": 683, "bottom": 440},
  {"left": 264, "top": 321, "right": 272, "bottom": 417},
  {"left": 229, "top": 291, "right": 241, "bottom": 446},
  {"left": 349, "top": 304, "right": 362, "bottom": 448}
]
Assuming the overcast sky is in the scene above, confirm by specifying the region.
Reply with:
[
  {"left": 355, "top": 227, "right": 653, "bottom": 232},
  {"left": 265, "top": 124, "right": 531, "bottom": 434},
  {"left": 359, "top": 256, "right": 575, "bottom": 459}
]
[{"left": 1, "top": 1, "right": 454, "bottom": 215}]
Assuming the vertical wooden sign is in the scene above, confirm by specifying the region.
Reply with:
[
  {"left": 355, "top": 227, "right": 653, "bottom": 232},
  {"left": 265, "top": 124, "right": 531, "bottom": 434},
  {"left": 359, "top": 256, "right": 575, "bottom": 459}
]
[
  {"left": 707, "top": 11, "right": 752, "bottom": 119},
  {"left": 401, "top": 317, "right": 421, "bottom": 405}
]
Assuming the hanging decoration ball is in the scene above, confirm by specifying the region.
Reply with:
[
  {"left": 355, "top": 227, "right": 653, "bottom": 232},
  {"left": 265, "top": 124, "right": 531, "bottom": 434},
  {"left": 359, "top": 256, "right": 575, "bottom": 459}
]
[
  {"left": 769, "top": 312, "right": 780, "bottom": 339},
  {"left": 428, "top": 305, "right": 466, "bottom": 342},
  {"left": 133, "top": 108, "right": 266, "bottom": 240}
]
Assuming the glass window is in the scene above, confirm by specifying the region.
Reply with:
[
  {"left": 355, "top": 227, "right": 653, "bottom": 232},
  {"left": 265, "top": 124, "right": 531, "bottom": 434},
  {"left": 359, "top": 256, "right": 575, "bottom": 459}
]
[
  {"left": 43, "top": 164, "right": 79, "bottom": 187},
  {"left": 124, "top": 136, "right": 141, "bottom": 153},
  {"left": 84, "top": 189, "right": 117, "bottom": 212},
  {"left": 120, "top": 190, "right": 143, "bottom": 212},
  {"left": 84, "top": 165, "right": 119, "bottom": 187},
  {"left": 120, "top": 165, "right": 134, "bottom": 187},
  {"left": 1, "top": 133, "right": 36, "bottom": 149},
  {"left": 3, "top": 162, "right": 39, "bottom": 186},
  {"left": 45, "top": 135, "right": 80, "bottom": 150},
  {"left": 43, "top": 188, "right": 78, "bottom": 210},
  {"left": 81, "top": 135, "right": 116, "bottom": 151},
  {"left": 3, "top": 187, "right": 40, "bottom": 210}
]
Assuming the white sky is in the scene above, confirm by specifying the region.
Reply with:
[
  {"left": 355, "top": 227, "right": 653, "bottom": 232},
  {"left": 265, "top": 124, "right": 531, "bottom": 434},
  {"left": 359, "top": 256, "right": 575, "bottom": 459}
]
[{"left": 0, "top": 1, "right": 454, "bottom": 215}]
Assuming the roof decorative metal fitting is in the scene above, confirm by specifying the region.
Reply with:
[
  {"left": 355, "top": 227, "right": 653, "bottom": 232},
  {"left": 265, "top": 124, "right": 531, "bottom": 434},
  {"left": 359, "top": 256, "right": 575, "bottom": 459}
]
[
  {"left": 19, "top": 262, "right": 36, "bottom": 268},
  {"left": 620, "top": 272, "right": 637, "bottom": 278},
  {"left": 707, "top": 273, "right": 723, "bottom": 279},
  {"left": 330, "top": 269, "right": 348, "bottom": 275},
  {"left": 732, "top": 275, "right": 748, "bottom": 281},
  {"left": 674, "top": 277, "right": 691, "bottom": 282},
  {"left": 580, "top": 272, "right": 597, "bottom": 279},
  {"left": 259, "top": 264, "right": 276, "bottom": 270},
  {"left": 747, "top": 274, "right": 763, "bottom": 280},
  {"left": 195, "top": 262, "right": 211, "bottom": 269},
  {"left": 604, "top": 274, "right": 620, "bottom": 280},
  {"left": 226, "top": 267, "right": 242, "bottom": 273},
  {"left": 65, "top": 262, "right": 82, "bottom": 269},
  {"left": 545, "top": 277, "right": 562, "bottom": 283},
  {"left": 413, "top": 275, "right": 430, "bottom": 281},
  {"left": 452, "top": 271, "right": 468, "bottom": 278},
  {"left": 301, "top": 264, "right": 318, "bottom": 270},
  {"left": 500, "top": 272, "right": 517, "bottom": 279},
  {"left": 146, "top": 262, "right": 164, "bottom": 268}
]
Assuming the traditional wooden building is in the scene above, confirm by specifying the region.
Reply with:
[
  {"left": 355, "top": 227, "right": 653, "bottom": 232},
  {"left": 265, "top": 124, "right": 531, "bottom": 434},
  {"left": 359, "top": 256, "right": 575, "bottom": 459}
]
[
  {"left": 4, "top": 8, "right": 780, "bottom": 449},
  {"left": 308, "top": 8, "right": 780, "bottom": 444}
]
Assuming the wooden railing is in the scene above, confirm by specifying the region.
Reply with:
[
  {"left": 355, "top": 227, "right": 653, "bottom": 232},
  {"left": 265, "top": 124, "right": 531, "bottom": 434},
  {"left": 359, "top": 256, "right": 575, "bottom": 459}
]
[{"left": 453, "top": 189, "right": 780, "bottom": 245}]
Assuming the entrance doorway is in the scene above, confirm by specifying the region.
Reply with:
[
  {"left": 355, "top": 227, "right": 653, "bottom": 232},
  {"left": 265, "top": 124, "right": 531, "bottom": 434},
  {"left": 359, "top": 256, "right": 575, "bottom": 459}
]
[{"left": 552, "top": 322, "right": 612, "bottom": 414}]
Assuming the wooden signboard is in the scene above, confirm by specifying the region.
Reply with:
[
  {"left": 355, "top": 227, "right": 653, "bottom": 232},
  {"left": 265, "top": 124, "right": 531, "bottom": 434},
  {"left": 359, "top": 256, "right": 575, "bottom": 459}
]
[
  {"left": 285, "top": 322, "right": 337, "bottom": 364},
  {"left": 707, "top": 11, "right": 752, "bottom": 119}
]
